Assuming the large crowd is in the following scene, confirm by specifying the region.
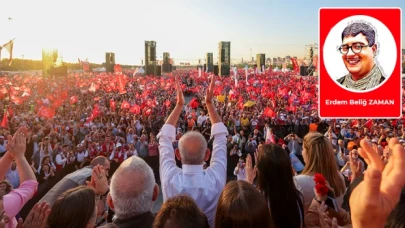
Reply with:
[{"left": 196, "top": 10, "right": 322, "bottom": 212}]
[{"left": 0, "top": 68, "right": 405, "bottom": 228}]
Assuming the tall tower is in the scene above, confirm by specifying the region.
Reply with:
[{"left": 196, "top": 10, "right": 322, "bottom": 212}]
[
  {"left": 105, "top": 52, "right": 115, "bottom": 73},
  {"left": 256, "top": 53, "right": 265, "bottom": 70},
  {"left": 145, "top": 41, "right": 157, "bottom": 76},
  {"left": 218, "top": 41, "right": 231, "bottom": 76},
  {"left": 162, "top": 52, "right": 171, "bottom": 73},
  {"left": 42, "top": 49, "right": 58, "bottom": 77},
  {"left": 205, "top": 52, "right": 213, "bottom": 72}
]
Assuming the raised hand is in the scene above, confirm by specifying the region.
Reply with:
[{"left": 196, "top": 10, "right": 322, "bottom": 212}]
[
  {"left": 17, "top": 202, "right": 50, "bottom": 228},
  {"left": 245, "top": 153, "right": 256, "bottom": 185},
  {"left": 350, "top": 138, "right": 405, "bottom": 228},
  {"left": 205, "top": 75, "right": 215, "bottom": 104},
  {"left": 6, "top": 126, "right": 28, "bottom": 159},
  {"left": 86, "top": 165, "right": 109, "bottom": 195},
  {"left": 317, "top": 201, "right": 338, "bottom": 228},
  {"left": 175, "top": 76, "right": 185, "bottom": 106}
]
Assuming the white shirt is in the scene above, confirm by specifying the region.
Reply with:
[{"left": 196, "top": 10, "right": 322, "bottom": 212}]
[
  {"left": 233, "top": 167, "right": 246, "bottom": 181},
  {"left": 124, "top": 149, "right": 138, "bottom": 160},
  {"left": 0, "top": 140, "right": 8, "bottom": 153},
  {"left": 6, "top": 168, "right": 20, "bottom": 189},
  {"left": 55, "top": 153, "right": 67, "bottom": 167},
  {"left": 158, "top": 123, "right": 228, "bottom": 228},
  {"left": 197, "top": 115, "right": 207, "bottom": 126},
  {"left": 294, "top": 174, "right": 345, "bottom": 213},
  {"left": 76, "top": 150, "right": 89, "bottom": 162},
  {"left": 126, "top": 134, "right": 135, "bottom": 144},
  {"left": 325, "top": 131, "right": 337, "bottom": 146}
]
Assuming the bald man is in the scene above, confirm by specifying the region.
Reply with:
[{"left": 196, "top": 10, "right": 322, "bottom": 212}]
[
  {"left": 158, "top": 76, "right": 228, "bottom": 227},
  {"left": 106, "top": 156, "right": 159, "bottom": 228}
]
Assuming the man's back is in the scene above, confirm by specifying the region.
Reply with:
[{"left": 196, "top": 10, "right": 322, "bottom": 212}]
[{"left": 159, "top": 122, "right": 228, "bottom": 227}]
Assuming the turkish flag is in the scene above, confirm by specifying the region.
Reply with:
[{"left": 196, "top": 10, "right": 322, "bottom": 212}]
[
  {"left": 189, "top": 98, "right": 199, "bottom": 109},
  {"left": 1, "top": 113, "right": 8, "bottom": 129},
  {"left": 110, "top": 99, "right": 116, "bottom": 111},
  {"left": 351, "top": 120, "right": 359, "bottom": 128},
  {"left": 117, "top": 75, "right": 127, "bottom": 94},
  {"left": 86, "top": 105, "right": 101, "bottom": 123},
  {"left": 121, "top": 101, "right": 130, "bottom": 109},
  {"left": 70, "top": 96, "right": 78, "bottom": 105},
  {"left": 364, "top": 119, "right": 373, "bottom": 129},
  {"left": 37, "top": 106, "right": 55, "bottom": 119},
  {"left": 263, "top": 107, "right": 276, "bottom": 118},
  {"left": 129, "top": 104, "right": 141, "bottom": 114}
]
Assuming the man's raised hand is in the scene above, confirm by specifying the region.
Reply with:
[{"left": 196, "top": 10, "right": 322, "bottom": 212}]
[
  {"left": 175, "top": 76, "right": 185, "bottom": 106},
  {"left": 205, "top": 75, "right": 215, "bottom": 104}
]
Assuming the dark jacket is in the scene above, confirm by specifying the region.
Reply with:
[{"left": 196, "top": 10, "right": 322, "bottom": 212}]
[
  {"left": 39, "top": 166, "right": 93, "bottom": 207},
  {"left": 109, "top": 211, "right": 155, "bottom": 228}
]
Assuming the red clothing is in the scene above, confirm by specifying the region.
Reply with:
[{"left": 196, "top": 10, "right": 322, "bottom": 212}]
[
  {"left": 112, "top": 149, "right": 125, "bottom": 163},
  {"left": 101, "top": 141, "right": 115, "bottom": 156},
  {"left": 88, "top": 147, "right": 99, "bottom": 160},
  {"left": 148, "top": 143, "right": 159, "bottom": 156}
]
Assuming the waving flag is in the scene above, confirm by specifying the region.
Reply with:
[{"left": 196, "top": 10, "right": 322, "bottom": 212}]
[
  {"left": 1, "top": 113, "right": 8, "bottom": 129},
  {"left": 0, "top": 40, "right": 14, "bottom": 66},
  {"left": 291, "top": 57, "right": 299, "bottom": 74},
  {"left": 37, "top": 106, "right": 56, "bottom": 119}
]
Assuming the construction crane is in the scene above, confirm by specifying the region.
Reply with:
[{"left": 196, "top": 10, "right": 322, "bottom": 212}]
[{"left": 305, "top": 43, "right": 318, "bottom": 76}]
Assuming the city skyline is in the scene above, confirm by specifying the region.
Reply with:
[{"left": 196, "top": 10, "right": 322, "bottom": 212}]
[{"left": 0, "top": 0, "right": 404, "bottom": 65}]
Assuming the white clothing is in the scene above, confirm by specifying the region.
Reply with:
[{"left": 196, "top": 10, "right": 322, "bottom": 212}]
[
  {"left": 234, "top": 167, "right": 246, "bottom": 181},
  {"left": 158, "top": 123, "right": 228, "bottom": 228},
  {"left": 197, "top": 115, "right": 207, "bottom": 126},
  {"left": 294, "top": 173, "right": 346, "bottom": 213},
  {"left": 76, "top": 150, "right": 89, "bottom": 162}
]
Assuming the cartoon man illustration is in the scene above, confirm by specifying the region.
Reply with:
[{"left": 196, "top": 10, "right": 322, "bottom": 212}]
[{"left": 337, "top": 22, "right": 385, "bottom": 91}]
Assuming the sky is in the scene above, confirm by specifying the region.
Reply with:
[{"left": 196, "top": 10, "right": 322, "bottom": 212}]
[{"left": 0, "top": 0, "right": 404, "bottom": 65}]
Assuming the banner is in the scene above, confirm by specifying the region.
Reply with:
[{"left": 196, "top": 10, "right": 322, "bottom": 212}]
[{"left": 291, "top": 57, "right": 300, "bottom": 74}]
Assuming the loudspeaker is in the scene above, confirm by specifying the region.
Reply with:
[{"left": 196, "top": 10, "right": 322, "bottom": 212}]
[
  {"left": 162, "top": 63, "right": 172, "bottom": 73},
  {"left": 221, "top": 65, "right": 230, "bottom": 76},
  {"left": 156, "top": 66, "right": 161, "bottom": 76},
  {"left": 214, "top": 65, "right": 219, "bottom": 75},
  {"left": 218, "top": 41, "right": 230, "bottom": 76},
  {"left": 145, "top": 41, "right": 157, "bottom": 75},
  {"left": 105, "top": 52, "right": 115, "bottom": 73},
  {"left": 256, "top": 54, "right": 265, "bottom": 69},
  {"left": 221, "top": 49, "right": 225, "bottom": 62},
  {"left": 150, "top": 47, "right": 156, "bottom": 61},
  {"left": 300, "top": 66, "right": 308, "bottom": 76},
  {"left": 163, "top": 52, "right": 170, "bottom": 65}
]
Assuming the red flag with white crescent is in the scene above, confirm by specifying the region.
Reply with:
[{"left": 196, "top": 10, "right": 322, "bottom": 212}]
[
  {"left": 37, "top": 106, "right": 56, "bottom": 119},
  {"left": 110, "top": 99, "right": 116, "bottom": 111}
]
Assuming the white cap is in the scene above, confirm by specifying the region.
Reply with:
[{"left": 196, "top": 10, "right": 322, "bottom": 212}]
[{"left": 116, "top": 143, "right": 122, "bottom": 147}]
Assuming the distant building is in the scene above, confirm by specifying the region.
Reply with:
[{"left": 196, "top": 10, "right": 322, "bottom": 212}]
[
  {"left": 272, "top": 58, "right": 277, "bottom": 65},
  {"left": 286, "top": 55, "right": 291, "bottom": 60}
]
